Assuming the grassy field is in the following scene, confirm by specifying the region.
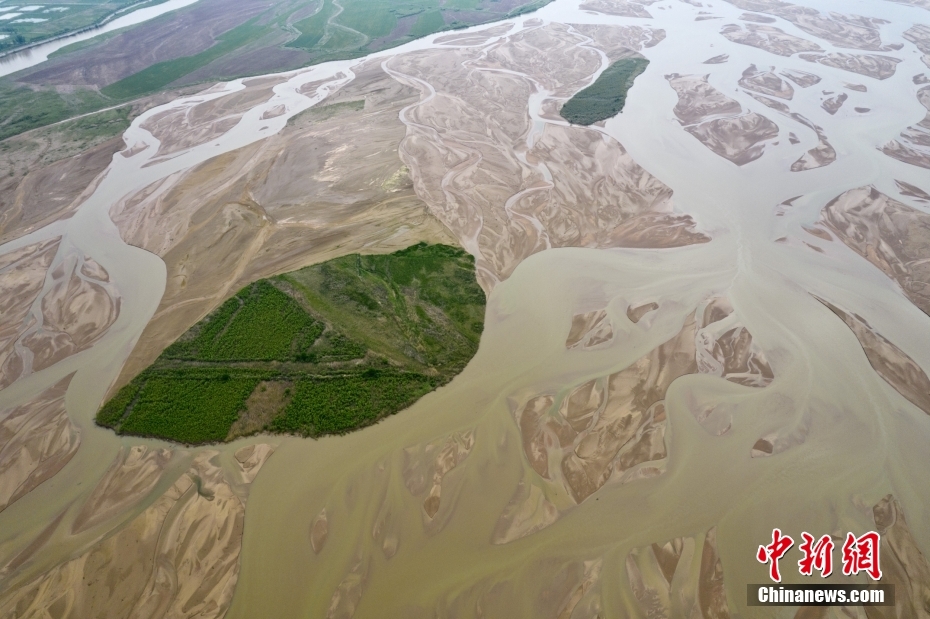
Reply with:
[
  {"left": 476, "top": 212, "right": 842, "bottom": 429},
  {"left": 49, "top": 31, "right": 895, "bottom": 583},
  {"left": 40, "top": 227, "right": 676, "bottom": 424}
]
[
  {"left": 0, "top": 0, "right": 161, "bottom": 53},
  {"left": 0, "top": 84, "right": 111, "bottom": 143},
  {"left": 0, "top": 0, "right": 554, "bottom": 142},
  {"left": 0, "top": 104, "right": 133, "bottom": 176},
  {"left": 97, "top": 243, "right": 486, "bottom": 444},
  {"left": 101, "top": 19, "right": 267, "bottom": 100},
  {"left": 560, "top": 57, "right": 650, "bottom": 126}
]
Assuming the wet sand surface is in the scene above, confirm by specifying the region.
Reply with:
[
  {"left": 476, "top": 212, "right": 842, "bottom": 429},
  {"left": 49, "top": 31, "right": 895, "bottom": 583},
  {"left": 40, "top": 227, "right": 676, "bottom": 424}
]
[{"left": 1, "top": 0, "right": 930, "bottom": 617}]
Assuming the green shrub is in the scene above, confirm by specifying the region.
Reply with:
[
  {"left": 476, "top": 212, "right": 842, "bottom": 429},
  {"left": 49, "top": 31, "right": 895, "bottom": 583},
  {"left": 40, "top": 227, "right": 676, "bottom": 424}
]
[
  {"left": 271, "top": 372, "right": 435, "bottom": 436},
  {"left": 560, "top": 57, "right": 650, "bottom": 126},
  {"left": 97, "top": 244, "right": 485, "bottom": 445},
  {"left": 117, "top": 370, "right": 261, "bottom": 444}
]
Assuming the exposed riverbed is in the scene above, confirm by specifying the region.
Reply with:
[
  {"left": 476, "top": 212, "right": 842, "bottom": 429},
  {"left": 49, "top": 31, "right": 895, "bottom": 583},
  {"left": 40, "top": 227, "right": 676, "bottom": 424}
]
[{"left": 1, "top": 0, "right": 929, "bottom": 616}]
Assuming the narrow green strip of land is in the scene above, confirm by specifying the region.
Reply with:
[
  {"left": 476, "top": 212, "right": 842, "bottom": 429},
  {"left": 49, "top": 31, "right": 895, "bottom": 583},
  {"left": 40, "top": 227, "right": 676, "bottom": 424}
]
[
  {"left": 97, "top": 243, "right": 486, "bottom": 445},
  {"left": 560, "top": 56, "right": 650, "bottom": 126}
]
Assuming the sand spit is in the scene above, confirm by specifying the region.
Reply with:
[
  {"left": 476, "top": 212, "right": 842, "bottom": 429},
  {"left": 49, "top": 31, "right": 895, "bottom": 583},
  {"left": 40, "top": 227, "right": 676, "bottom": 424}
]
[
  {"left": 745, "top": 92, "right": 836, "bottom": 171},
  {"left": 0, "top": 241, "right": 118, "bottom": 388},
  {"left": 70, "top": 445, "right": 172, "bottom": 534},
  {"left": 21, "top": 255, "right": 120, "bottom": 378},
  {"left": 897, "top": 179, "right": 930, "bottom": 202},
  {"left": 720, "top": 23, "right": 822, "bottom": 56},
  {"left": 0, "top": 251, "right": 120, "bottom": 389},
  {"left": 882, "top": 85, "right": 930, "bottom": 169},
  {"left": 780, "top": 68, "right": 821, "bottom": 87},
  {"left": 820, "top": 186, "right": 930, "bottom": 316},
  {"left": 626, "top": 528, "right": 730, "bottom": 619},
  {"left": 435, "top": 23, "right": 514, "bottom": 46},
  {"left": 109, "top": 61, "right": 457, "bottom": 392},
  {"left": 579, "top": 0, "right": 654, "bottom": 18},
  {"left": 821, "top": 92, "right": 848, "bottom": 115},
  {"left": 800, "top": 52, "right": 902, "bottom": 80},
  {"left": 740, "top": 12, "right": 776, "bottom": 23},
  {"left": 716, "top": 127, "right": 782, "bottom": 170},
  {"left": 0, "top": 448, "right": 273, "bottom": 619},
  {"left": 514, "top": 298, "right": 773, "bottom": 505},
  {"left": 890, "top": 0, "right": 930, "bottom": 10},
  {"left": 790, "top": 136, "right": 835, "bottom": 170},
  {"left": 0, "top": 238, "right": 60, "bottom": 389},
  {"left": 140, "top": 76, "right": 291, "bottom": 160},
  {"left": 817, "top": 298, "right": 930, "bottom": 416},
  {"left": 0, "top": 139, "right": 120, "bottom": 245},
  {"left": 310, "top": 509, "right": 329, "bottom": 554},
  {"left": 326, "top": 558, "right": 369, "bottom": 619},
  {"left": 388, "top": 24, "right": 706, "bottom": 289},
  {"left": 0, "top": 376, "right": 78, "bottom": 514},
  {"left": 873, "top": 495, "right": 930, "bottom": 618},
  {"left": 904, "top": 25, "right": 930, "bottom": 69},
  {"left": 491, "top": 481, "right": 560, "bottom": 545},
  {"left": 668, "top": 73, "right": 742, "bottom": 125},
  {"left": 627, "top": 301, "right": 659, "bottom": 323},
  {"left": 749, "top": 401, "right": 810, "bottom": 459},
  {"left": 566, "top": 309, "right": 614, "bottom": 349},
  {"left": 739, "top": 64, "right": 794, "bottom": 100},
  {"left": 667, "top": 73, "right": 779, "bottom": 165},
  {"left": 569, "top": 24, "right": 666, "bottom": 61},
  {"left": 724, "top": 0, "right": 895, "bottom": 52},
  {"left": 403, "top": 431, "right": 475, "bottom": 521}
]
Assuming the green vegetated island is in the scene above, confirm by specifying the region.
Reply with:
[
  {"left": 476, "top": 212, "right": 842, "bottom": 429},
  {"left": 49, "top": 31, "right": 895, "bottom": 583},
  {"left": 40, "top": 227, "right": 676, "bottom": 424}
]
[
  {"left": 97, "top": 243, "right": 486, "bottom": 445},
  {"left": 560, "top": 56, "right": 650, "bottom": 126}
]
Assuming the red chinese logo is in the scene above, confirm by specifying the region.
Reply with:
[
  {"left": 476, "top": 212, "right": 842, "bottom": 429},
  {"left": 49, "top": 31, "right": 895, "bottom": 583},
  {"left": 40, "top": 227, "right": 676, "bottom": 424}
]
[
  {"left": 757, "top": 529, "right": 882, "bottom": 582},
  {"left": 757, "top": 528, "right": 794, "bottom": 583},
  {"left": 842, "top": 532, "right": 882, "bottom": 580},
  {"left": 798, "top": 533, "right": 834, "bottom": 577}
]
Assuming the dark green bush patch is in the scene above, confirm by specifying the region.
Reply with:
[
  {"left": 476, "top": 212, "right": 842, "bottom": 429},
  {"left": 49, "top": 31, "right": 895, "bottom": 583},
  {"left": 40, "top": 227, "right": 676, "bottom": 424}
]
[
  {"left": 560, "top": 57, "right": 650, "bottom": 126},
  {"left": 97, "top": 244, "right": 485, "bottom": 444}
]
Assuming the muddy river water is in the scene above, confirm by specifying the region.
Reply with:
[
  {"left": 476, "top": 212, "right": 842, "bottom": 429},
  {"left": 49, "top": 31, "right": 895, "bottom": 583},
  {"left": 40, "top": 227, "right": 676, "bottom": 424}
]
[{"left": 1, "top": 0, "right": 929, "bottom": 617}]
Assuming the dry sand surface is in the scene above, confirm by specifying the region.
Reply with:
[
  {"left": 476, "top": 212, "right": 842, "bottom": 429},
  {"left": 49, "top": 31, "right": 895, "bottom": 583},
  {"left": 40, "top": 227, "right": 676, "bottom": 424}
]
[
  {"left": 0, "top": 238, "right": 61, "bottom": 389},
  {"left": 820, "top": 186, "right": 930, "bottom": 315},
  {"left": 0, "top": 376, "right": 78, "bottom": 514},
  {"left": 724, "top": 0, "right": 897, "bottom": 51},
  {"left": 579, "top": 0, "right": 655, "bottom": 18},
  {"left": 667, "top": 73, "right": 779, "bottom": 164},
  {"left": 0, "top": 242, "right": 118, "bottom": 389},
  {"left": 387, "top": 23, "right": 707, "bottom": 289},
  {"left": 817, "top": 298, "right": 930, "bottom": 417},
  {"left": 625, "top": 528, "right": 729, "bottom": 619},
  {"left": 516, "top": 298, "right": 773, "bottom": 506},
  {"left": 109, "top": 62, "right": 458, "bottom": 390},
  {"left": 800, "top": 52, "right": 902, "bottom": 80},
  {"left": 740, "top": 64, "right": 795, "bottom": 99},
  {"left": 0, "top": 139, "right": 119, "bottom": 245},
  {"left": 904, "top": 24, "right": 930, "bottom": 69},
  {"left": 0, "top": 447, "right": 273, "bottom": 619},
  {"left": 882, "top": 85, "right": 930, "bottom": 169},
  {"left": 721, "top": 23, "right": 823, "bottom": 56}
]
